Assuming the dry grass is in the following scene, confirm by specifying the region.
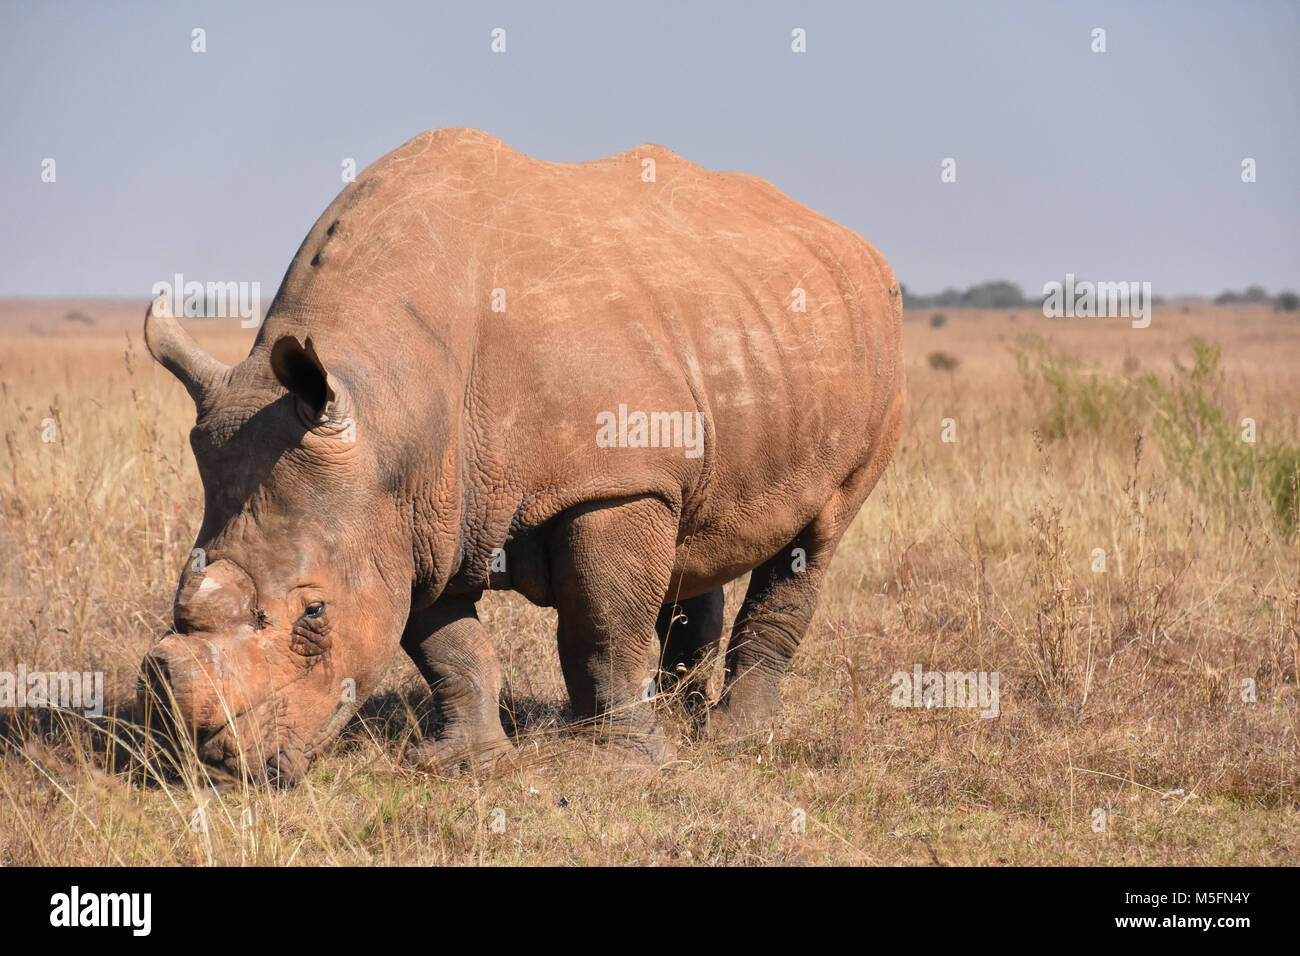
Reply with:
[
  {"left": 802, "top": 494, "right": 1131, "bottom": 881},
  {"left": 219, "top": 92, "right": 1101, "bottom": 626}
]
[{"left": 0, "top": 300, "right": 1297, "bottom": 865}]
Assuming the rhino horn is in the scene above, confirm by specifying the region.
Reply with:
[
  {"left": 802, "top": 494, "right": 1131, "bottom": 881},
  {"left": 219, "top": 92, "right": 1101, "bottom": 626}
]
[{"left": 143, "top": 291, "right": 230, "bottom": 404}]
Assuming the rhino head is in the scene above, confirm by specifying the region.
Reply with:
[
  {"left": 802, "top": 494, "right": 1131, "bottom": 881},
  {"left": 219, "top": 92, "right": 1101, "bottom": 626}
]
[{"left": 137, "top": 293, "right": 414, "bottom": 786}]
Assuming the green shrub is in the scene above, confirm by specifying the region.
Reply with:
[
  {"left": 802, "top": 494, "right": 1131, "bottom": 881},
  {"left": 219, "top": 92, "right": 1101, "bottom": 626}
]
[
  {"left": 1143, "top": 339, "right": 1299, "bottom": 530},
  {"left": 927, "top": 350, "right": 959, "bottom": 372},
  {"left": 1009, "top": 334, "right": 1141, "bottom": 441},
  {"left": 1011, "top": 335, "right": 1299, "bottom": 532}
]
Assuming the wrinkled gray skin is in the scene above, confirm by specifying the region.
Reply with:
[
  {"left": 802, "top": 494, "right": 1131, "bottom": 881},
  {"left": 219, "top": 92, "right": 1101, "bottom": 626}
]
[{"left": 139, "top": 128, "right": 905, "bottom": 785}]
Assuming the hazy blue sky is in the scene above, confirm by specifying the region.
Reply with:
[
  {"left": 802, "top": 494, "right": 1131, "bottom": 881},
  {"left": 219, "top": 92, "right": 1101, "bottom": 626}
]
[{"left": 2, "top": 0, "right": 1297, "bottom": 298}]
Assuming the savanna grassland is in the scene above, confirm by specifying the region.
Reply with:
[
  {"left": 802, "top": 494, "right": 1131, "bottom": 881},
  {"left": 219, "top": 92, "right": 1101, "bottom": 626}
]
[{"left": 0, "top": 299, "right": 1296, "bottom": 865}]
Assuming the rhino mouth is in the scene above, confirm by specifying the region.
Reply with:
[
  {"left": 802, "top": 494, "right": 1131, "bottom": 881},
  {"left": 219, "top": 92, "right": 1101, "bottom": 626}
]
[
  {"left": 195, "top": 691, "right": 357, "bottom": 788},
  {"left": 138, "top": 678, "right": 308, "bottom": 787},
  {"left": 139, "top": 646, "right": 346, "bottom": 787},
  {"left": 196, "top": 722, "right": 309, "bottom": 788}
]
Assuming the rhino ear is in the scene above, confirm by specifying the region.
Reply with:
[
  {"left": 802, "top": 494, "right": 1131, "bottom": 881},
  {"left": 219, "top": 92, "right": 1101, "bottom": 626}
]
[{"left": 270, "top": 335, "right": 337, "bottom": 419}]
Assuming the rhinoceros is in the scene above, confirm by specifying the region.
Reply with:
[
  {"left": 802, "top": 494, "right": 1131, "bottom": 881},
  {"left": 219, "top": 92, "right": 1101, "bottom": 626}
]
[{"left": 139, "top": 127, "right": 904, "bottom": 784}]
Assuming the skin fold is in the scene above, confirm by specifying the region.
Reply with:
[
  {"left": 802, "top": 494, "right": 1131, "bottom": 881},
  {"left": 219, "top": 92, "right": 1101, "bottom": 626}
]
[{"left": 138, "top": 127, "right": 905, "bottom": 784}]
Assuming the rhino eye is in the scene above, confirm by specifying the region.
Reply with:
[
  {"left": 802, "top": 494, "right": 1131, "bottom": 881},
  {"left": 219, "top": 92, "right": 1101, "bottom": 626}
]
[{"left": 291, "top": 601, "right": 332, "bottom": 658}]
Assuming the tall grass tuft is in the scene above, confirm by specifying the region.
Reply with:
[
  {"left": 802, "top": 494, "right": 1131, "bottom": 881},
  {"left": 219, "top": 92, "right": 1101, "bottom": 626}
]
[
  {"left": 1014, "top": 333, "right": 1300, "bottom": 534},
  {"left": 1010, "top": 333, "right": 1143, "bottom": 443},
  {"left": 1143, "top": 338, "right": 1300, "bottom": 532}
]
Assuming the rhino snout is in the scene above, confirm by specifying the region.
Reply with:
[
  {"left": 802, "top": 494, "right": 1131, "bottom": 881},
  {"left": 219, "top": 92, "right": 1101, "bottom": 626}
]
[
  {"left": 140, "top": 635, "right": 227, "bottom": 730},
  {"left": 138, "top": 626, "right": 309, "bottom": 784}
]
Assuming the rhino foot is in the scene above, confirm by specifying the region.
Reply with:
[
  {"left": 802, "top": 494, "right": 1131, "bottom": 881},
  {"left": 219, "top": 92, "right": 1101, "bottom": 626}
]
[
  {"left": 589, "top": 724, "right": 679, "bottom": 766},
  {"left": 699, "top": 701, "right": 778, "bottom": 746},
  {"left": 406, "top": 731, "right": 514, "bottom": 775}
]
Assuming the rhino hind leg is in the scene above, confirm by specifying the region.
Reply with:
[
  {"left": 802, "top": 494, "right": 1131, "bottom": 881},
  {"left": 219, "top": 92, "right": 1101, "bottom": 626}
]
[
  {"left": 401, "top": 595, "right": 514, "bottom": 773},
  {"left": 707, "top": 390, "right": 905, "bottom": 741},
  {"left": 705, "top": 544, "right": 826, "bottom": 743},
  {"left": 707, "top": 461, "right": 893, "bottom": 742},
  {"left": 655, "top": 587, "right": 725, "bottom": 715},
  {"left": 550, "top": 495, "right": 679, "bottom": 763}
]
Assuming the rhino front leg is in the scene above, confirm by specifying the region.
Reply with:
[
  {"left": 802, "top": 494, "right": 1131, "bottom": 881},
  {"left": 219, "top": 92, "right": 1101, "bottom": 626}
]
[
  {"left": 401, "top": 595, "right": 513, "bottom": 773},
  {"left": 550, "top": 495, "right": 679, "bottom": 762}
]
